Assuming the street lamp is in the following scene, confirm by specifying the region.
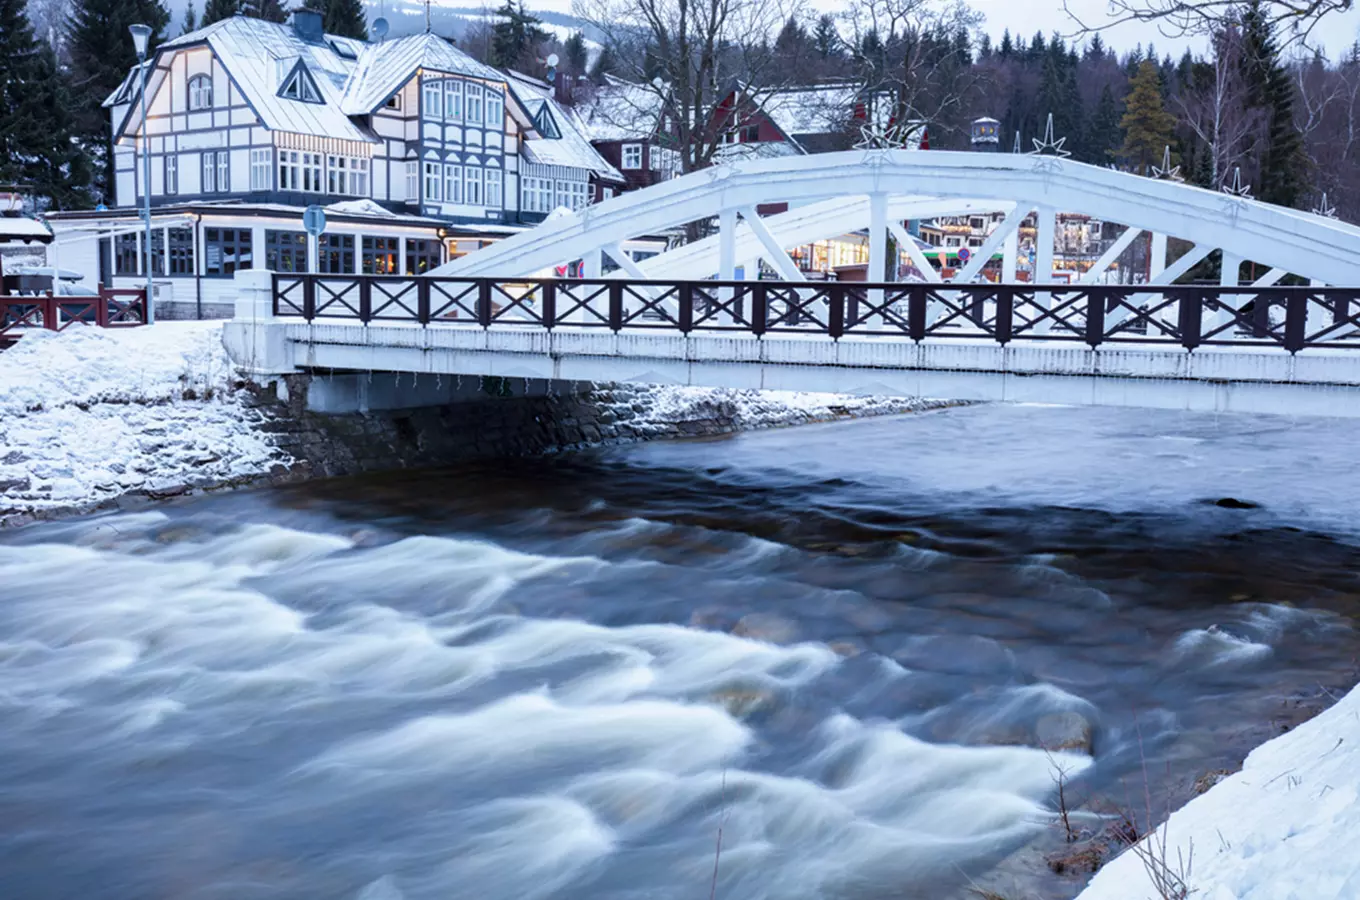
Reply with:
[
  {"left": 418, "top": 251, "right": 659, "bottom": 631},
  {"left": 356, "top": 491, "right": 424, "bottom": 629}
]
[{"left": 129, "top": 23, "right": 155, "bottom": 324}]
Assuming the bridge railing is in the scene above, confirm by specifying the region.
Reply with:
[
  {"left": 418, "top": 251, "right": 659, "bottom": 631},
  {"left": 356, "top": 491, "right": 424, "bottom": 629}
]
[{"left": 270, "top": 274, "right": 1360, "bottom": 352}]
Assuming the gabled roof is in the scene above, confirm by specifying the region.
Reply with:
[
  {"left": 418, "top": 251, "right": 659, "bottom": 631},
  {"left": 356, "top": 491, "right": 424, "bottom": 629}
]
[
  {"left": 340, "top": 32, "right": 503, "bottom": 115},
  {"left": 576, "top": 76, "right": 664, "bottom": 142},
  {"left": 506, "top": 71, "right": 623, "bottom": 181},
  {"left": 761, "top": 83, "right": 859, "bottom": 138},
  {"left": 103, "top": 60, "right": 152, "bottom": 108}
]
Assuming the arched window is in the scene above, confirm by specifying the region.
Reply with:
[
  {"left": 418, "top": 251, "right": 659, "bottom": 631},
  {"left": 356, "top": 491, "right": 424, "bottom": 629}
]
[{"left": 188, "top": 75, "right": 213, "bottom": 111}]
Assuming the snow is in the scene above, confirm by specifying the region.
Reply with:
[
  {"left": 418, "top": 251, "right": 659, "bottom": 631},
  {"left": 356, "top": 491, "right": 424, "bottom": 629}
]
[
  {"left": 608, "top": 385, "right": 940, "bottom": 436},
  {"left": 0, "top": 323, "right": 282, "bottom": 518},
  {"left": 1074, "top": 681, "right": 1360, "bottom": 899}
]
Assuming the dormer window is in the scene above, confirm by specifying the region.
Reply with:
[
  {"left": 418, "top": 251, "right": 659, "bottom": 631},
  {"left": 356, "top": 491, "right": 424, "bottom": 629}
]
[
  {"left": 385, "top": 94, "right": 401, "bottom": 111},
  {"left": 188, "top": 75, "right": 212, "bottom": 111},
  {"left": 279, "top": 62, "right": 323, "bottom": 103}
]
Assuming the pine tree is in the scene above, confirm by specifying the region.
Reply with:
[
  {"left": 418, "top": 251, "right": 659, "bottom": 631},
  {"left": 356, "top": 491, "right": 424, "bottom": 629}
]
[
  {"left": 812, "top": 14, "right": 840, "bottom": 59},
  {"left": 1240, "top": 0, "right": 1308, "bottom": 207},
  {"left": 181, "top": 1, "right": 197, "bottom": 34},
  {"left": 241, "top": 0, "right": 286, "bottom": 23},
  {"left": 67, "top": 0, "right": 170, "bottom": 202},
  {"left": 1085, "top": 34, "right": 1106, "bottom": 61},
  {"left": 1087, "top": 83, "right": 1122, "bottom": 163},
  {"left": 998, "top": 29, "right": 1014, "bottom": 59},
  {"left": 302, "top": 0, "right": 367, "bottom": 40},
  {"left": 0, "top": 0, "right": 91, "bottom": 209},
  {"left": 489, "top": 1, "right": 546, "bottom": 70},
  {"left": 1119, "top": 59, "right": 1176, "bottom": 173},
  {"left": 200, "top": 0, "right": 239, "bottom": 26},
  {"left": 590, "top": 44, "right": 617, "bottom": 83}
]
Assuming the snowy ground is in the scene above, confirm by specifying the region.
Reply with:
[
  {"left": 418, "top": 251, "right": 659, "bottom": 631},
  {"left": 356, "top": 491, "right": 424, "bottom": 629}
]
[
  {"left": 0, "top": 323, "right": 281, "bottom": 519},
  {"left": 1074, "top": 681, "right": 1360, "bottom": 899}
]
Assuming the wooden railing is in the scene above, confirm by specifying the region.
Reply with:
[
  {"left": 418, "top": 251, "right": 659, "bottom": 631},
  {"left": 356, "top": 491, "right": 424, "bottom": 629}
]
[
  {"left": 0, "top": 287, "right": 147, "bottom": 344},
  {"left": 271, "top": 275, "right": 1360, "bottom": 353}
]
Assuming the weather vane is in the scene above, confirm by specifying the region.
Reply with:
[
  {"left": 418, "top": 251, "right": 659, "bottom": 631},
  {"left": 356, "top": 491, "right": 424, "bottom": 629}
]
[
  {"left": 1151, "top": 145, "right": 1182, "bottom": 182},
  {"left": 1029, "top": 113, "right": 1070, "bottom": 158}
]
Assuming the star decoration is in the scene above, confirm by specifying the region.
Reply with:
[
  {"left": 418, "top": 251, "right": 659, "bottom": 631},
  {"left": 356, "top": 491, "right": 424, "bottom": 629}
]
[
  {"left": 1029, "top": 113, "right": 1070, "bottom": 158},
  {"left": 1312, "top": 192, "right": 1338, "bottom": 219},
  {"left": 1012, "top": 130, "right": 1022, "bottom": 154},
  {"left": 1151, "top": 145, "right": 1183, "bottom": 182},
  {"left": 1222, "top": 167, "right": 1253, "bottom": 199},
  {"left": 853, "top": 120, "right": 911, "bottom": 150}
]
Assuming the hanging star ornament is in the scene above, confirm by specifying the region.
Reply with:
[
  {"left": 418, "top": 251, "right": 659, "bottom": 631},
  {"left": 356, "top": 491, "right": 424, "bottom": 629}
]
[
  {"left": 1029, "top": 113, "right": 1071, "bottom": 158},
  {"left": 1222, "top": 167, "right": 1253, "bottom": 199},
  {"left": 853, "top": 120, "right": 910, "bottom": 151},
  {"left": 1151, "top": 145, "right": 1183, "bottom": 182},
  {"left": 1313, "top": 192, "right": 1338, "bottom": 219}
]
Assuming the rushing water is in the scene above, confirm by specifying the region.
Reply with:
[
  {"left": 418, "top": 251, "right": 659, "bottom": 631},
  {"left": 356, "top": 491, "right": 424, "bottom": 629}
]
[{"left": 3, "top": 404, "right": 1360, "bottom": 900}]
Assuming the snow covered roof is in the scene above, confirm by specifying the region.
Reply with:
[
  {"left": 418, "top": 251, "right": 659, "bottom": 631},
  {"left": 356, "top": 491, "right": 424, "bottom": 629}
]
[
  {"left": 0, "top": 216, "right": 53, "bottom": 244},
  {"left": 340, "top": 32, "right": 504, "bottom": 115},
  {"left": 761, "top": 83, "right": 858, "bottom": 139},
  {"left": 103, "top": 61, "right": 152, "bottom": 108},
  {"left": 506, "top": 71, "right": 623, "bottom": 181},
  {"left": 576, "top": 76, "right": 664, "bottom": 142}
]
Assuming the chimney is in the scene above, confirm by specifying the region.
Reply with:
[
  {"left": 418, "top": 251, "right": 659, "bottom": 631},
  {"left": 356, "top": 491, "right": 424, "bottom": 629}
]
[{"left": 291, "top": 9, "right": 324, "bottom": 43}]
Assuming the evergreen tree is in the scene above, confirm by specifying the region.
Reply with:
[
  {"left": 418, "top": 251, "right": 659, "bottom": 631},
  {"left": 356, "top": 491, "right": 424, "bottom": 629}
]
[
  {"left": 200, "top": 0, "right": 239, "bottom": 26},
  {"left": 812, "top": 14, "right": 840, "bottom": 59},
  {"left": 998, "top": 29, "right": 1013, "bottom": 59},
  {"left": 563, "top": 31, "right": 588, "bottom": 77},
  {"left": 67, "top": 0, "right": 170, "bottom": 202},
  {"left": 302, "top": 0, "right": 367, "bottom": 40},
  {"left": 1085, "top": 34, "right": 1106, "bottom": 61},
  {"left": 1240, "top": 0, "right": 1308, "bottom": 207},
  {"left": 1119, "top": 60, "right": 1176, "bottom": 173},
  {"left": 1086, "top": 83, "right": 1122, "bottom": 163},
  {"left": 0, "top": 0, "right": 90, "bottom": 208},
  {"left": 591, "top": 44, "right": 617, "bottom": 83},
  {"left": 489, "top": 1, "right": 546, "bottom": 70},
  {"left": 181, "top": 1, "right": 197, "bottom": 34},
  {"left": 241, "top": 0, "right": 286, "bottom": 23}
]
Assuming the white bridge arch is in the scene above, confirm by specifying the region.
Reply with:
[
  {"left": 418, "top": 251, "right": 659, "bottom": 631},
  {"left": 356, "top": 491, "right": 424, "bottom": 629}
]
[{"left": 435, "top": 150, "right": 1360, "bottom": 288}]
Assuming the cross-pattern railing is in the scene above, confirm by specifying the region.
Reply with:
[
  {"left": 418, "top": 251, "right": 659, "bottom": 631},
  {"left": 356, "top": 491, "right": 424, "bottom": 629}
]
[
  {"left": 0, "top": 288, "right": 147, "bottom": 345},
  {"left": 271, "top": 274, "right": 1360, "bottom": 353}
]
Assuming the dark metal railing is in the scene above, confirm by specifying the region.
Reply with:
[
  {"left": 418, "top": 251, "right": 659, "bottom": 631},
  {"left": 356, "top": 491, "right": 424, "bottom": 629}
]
[
  {"left": 0, "top": 287, "right": 147, "bottom": 344},
  {"left": 271, "top": 274, "right": 1360, "bottom": 353}
]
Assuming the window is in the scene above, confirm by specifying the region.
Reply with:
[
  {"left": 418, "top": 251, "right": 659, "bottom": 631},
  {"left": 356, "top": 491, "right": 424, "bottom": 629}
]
[
  {"left": 603, "top": 187, "right": 615, "bottom": 199},
  {"left": 464, "top": 166, "right": 482, "bottom": 205},
  {"left": 404, "top": 161, "right": 418, "bottom": 202},
  {"left": 362, "top": 236, "right": 399, "bottom": 274},
  {"left": 444, "top": 163, "right": 462, "bottom": 204},
  {"left": 521, "top": 175, "right": 553, "bottom": 213},
  {"left": 250, "top": 149, "right": 271, "bottom": 191},
  {"left": 556, "top": 179, "right": 588, "bottom": 211},
  {"left": 167, "top": 228, "right": 195, "bottom": 275},
  {"left": 329, "top": 39, "right": 358, "bottom": 60},
  {"left": 484, "top": 89, "right": 503, "bottom": 129},
  {"left": 202, "top": 153, "right": 216, "bottom": 193},
  {"left": 405, "top": 238, "right": 441, "bottom": 275},
  {"left": 384, "top": 93, "right": 402, "bottom": 111},
  {"left": 352, "top": 159, "right": 368, "bottom": 196},
  {"left": 203, "top": 227, "right": 252, "bottom": 277},
  {"left": 444, "top": 81, "right": 463, "bottom": 121},
  {"left": 278, "top": 150, "right": 297, "bottom": 190},
  {"left": 114, "top": 233, "right": 139, "bottom": 275},
  {"left": 165, "top": 155, "right": 178, "bottom": 195},
  {"left": 279, "top": 64, "right": 323, "bottom": 103},
  {"left": 317, "top": 233, "right": 354, "bottom": 274},
  {"left": 217, "top": 152, "right": 229, "bottom": 193},
  {"left": 465, "top": 85, "right": 483, "bottom": 125},
  {"left": 621, "top": 143, "right": 643, "bottom": 170},
  {"left": 327, "top": 155, "right": 344, "bottom": 194},
  {"left": 424, "top": 161, "right": 442, "bottom": 202},
  {"left": 187, "top": 74, "right": 212, "bottom": 111},
  {"left": 302, "top": 152, "right": 322, "bottom": 192},
  {"left": 485, "top": 168, "right": 502, "bottom": 208},
  {"left": 423, "top": 81, "right": 443, "bottom": 120},
  {"left": 265, "top": 230, "right": 308, "bottom": 273}
]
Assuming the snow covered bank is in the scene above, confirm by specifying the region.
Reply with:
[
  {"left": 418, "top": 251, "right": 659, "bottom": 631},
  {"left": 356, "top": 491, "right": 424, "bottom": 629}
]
[
  {"left": 0, "top": 324, "right": 282, "bottom": 521},
  {"left": 1, "top": 324, "right": 940, "bottom": 523},
  {"left": 1075, "top": 681, "right": 1360, "bottom": 899}
]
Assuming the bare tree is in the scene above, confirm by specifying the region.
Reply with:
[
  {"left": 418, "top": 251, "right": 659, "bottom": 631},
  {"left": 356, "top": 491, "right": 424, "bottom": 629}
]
[
  {"left": 574, "top": 0, "right": 806, "bottom": 178},
  {"left": 1061, "top": 0, "right": 1353, "bottom": 50},
  {"left": 1177, "top": 24, "right": 1264, "bottom": 184},
  {"left": 841, "top": 0, "right": 983, "bottom": 144}
]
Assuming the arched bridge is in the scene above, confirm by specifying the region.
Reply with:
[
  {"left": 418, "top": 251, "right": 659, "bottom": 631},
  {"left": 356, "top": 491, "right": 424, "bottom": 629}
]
[{"left": 225, "top": 151, "right": 1360, "bottom": 418}]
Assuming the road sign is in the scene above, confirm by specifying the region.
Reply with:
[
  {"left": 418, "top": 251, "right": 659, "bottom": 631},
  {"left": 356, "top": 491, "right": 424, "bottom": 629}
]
[
  {"left": 303, "top": 205, "right": 326, "bottom": 237},
  {"left": 957, "top": 246, "right": 971, "bottom": 263}
]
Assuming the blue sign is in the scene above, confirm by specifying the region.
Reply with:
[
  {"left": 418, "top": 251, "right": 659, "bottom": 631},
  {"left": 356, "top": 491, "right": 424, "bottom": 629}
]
[
  {"left": 957, "top": 246, "right": 971, "bottom": 263},
  {"left": 303, "top": 205, "right": 326, "bottom": 237}
]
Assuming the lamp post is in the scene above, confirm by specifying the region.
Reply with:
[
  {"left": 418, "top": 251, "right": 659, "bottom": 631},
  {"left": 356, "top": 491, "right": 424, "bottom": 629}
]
[{"left": 129, "top": 23, "right": 155, "bottom": 324}]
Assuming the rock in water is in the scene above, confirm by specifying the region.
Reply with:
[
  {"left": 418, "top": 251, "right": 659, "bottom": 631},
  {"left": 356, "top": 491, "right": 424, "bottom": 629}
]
[{"left": 1036, "top": 712, "right": 1095, "bottom": 754}]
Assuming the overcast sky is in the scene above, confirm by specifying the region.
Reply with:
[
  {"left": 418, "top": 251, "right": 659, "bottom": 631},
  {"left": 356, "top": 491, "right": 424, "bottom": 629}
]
[{"left": 967, "top": 0, "right": 1360, "bottom": 59}]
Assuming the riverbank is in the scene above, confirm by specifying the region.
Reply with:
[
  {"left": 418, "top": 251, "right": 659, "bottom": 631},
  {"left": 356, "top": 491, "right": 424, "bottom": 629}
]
[{"left": 0, "top": 322, "right": 944, "bottom": 526}]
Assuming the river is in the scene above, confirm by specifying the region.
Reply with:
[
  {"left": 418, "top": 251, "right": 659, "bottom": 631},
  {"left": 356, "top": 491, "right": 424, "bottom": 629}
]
[{"left": 2, "top": 403, "right": 1358, "bottom": 900}]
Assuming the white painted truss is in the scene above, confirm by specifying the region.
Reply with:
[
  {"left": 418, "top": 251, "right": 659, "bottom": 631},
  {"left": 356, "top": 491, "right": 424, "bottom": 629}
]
[{"left": 433, "top": 149, "right": 1360, "bottom": 287}]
